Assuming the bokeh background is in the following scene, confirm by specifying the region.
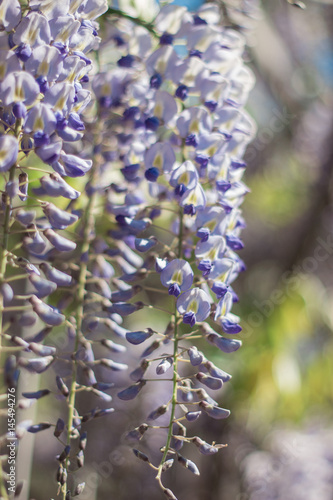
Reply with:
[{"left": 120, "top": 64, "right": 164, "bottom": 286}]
[{"left": 17, "top": 1, "right": 333, "bottom": 499}]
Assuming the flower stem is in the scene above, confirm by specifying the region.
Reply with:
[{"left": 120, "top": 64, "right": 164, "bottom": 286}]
[
  {"left": 106, "top": 7, "right": 159, "bottom": 37},
  {"left": 62, "top": 187, "right": 97, "bottom": 499},
  {"left": 0, "top": 120, "right": 21, "bottom": 500},
  {"left": 156, "top": 210, "right": 183, "bottom": 487}
]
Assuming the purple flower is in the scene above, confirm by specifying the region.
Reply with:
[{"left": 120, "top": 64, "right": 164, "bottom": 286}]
[
  {"left": 160, "top": 259, "right": 193, "bottom": 297},
  {"left": 214, "top": 292, "right": 242, "bottom": 333},
  {"left": 177, "top": 288, "right": 211, "bottom": 326}
]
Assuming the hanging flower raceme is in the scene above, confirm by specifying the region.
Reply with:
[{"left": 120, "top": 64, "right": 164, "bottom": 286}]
[
  {"left": 0, "top": 0, "right": 120, "bottom": 498},
  {"left": 85, "top": 3, "right": 257, "bottom": 499},
  {"left": 0, "top": 1, "right": 257, "bottom": 499}
]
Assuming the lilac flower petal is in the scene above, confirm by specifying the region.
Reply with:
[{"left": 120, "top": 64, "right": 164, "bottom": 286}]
[{"left": 0, "top": 135, "right": 18, "bottom": 172}]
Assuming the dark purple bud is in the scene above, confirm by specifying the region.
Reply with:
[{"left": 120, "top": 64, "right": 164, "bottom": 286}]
[
  {"left": 196, "top": 372, "right": 223, "bottom": 390},
  {"left": 144, "top": 167, "right": 160, "bottom": 182},
  {"left": 185, "top": 411, "right": 201, "bottom": 422},
  {"left": 54, "top": 418, "right": 65, "bottom": 438},
  {"left": 175, "top": 183, "right": 186, "bottom": 196},
  {"left": 36, "top": 75, "right": 48, "bottom": 93},
  {"left": 156, "top": 357, "right": 173, "bottom": 375},
  {"left": 162, "top": 459, "right": 174, "bottom": 471},
  {"left": 24, "top": 228, "right": 47, "bottom": 255},
  {"left": 108, "top": 301, "right": 144, "bottom": 317},
  {"left": 150, "top": 73, "right": 162, "bottom": 89},
  {"left": 178, "top": 455, "right": 200, "bottom": 475},
  {"left": 15, "top": 209, "right": 36, "bottom": 226},
  {"left": 81, "top": 368, "right": 97, "bottom": 386},
  {"left": 40, "top": 263, "right": 72, "bottom": 286},
  {"left": 185, "top": 134, "right": 198, "bottom": 147},
  {"left": 117, "top": 54, "right": 135, "bottom": 67},
  {"left": 133, "top": 449, "right": 150, "bottom": 463},
  {"left": 206, "top": 333, "right": 242, "bottom": 353},
  {"left": 93, "top": 382, "right": 114, "bottom": 391},
  {"left": 221, "top": 317, "right": 242, "bottom": 334},
  {"left": 195, "top": 154, "right": 209, "bottom": 168},
  {"left": 226, "top": 235, "right": 244, "bottom": 250},
  {"left": 231, "top": 159, "right": 247, "bottom": 169},
  {"left": 121, "top": 163, "right": 140, "bottom": 182},
  {"left": 76, "top": 450, "right": 84, "bottom": 469},
  {"left": 4, "top": 356, "right": 19, "bottom": 389},
  {"left": 68, "top": 112, "right": 85, "bottom": 131},
  {"left": 141, "top": 341, "right": 160, "bottom": 358},
  {"left": 79, "top": 432, "right": 87, "bottom": 451},
  {"left": 168, "top": 283, "right": 181, "bottom": 297},
  {"left": 19, "top": 356, "right": 54, "bottom": 374},
  {"left": 44, "top": 228, "right": 77, "bottom": 252},
  {"left": 13, "top": 102, "right": 27, "bottom": 119},
  {"left": 193, "top": 436, "right": 219, "bottom": 455},
  {"left": 211, "top": 282, "right": 228, "bottom": 298},
  {"left": 199, "top": 401, "right": 230, "bottom": 419},
  {"left": 126, "top": 423, "right": 148, "bottom": 441},
  {"left": 184, "top": 204, "right": 196, "bottom": 216},
  {"left": 183, "top": 311, "right": 196, "bottom": 326},
  {"left": 163, "top": 488, "right": 178, "bottom": 500},
  {"left": 15, "top": 43, "right": 32, "bottom": 61},
  {"left": 29, "top": 274, "right": 57, "bottom": 299},
  {"left": 147, "top": 404, "right": 168, "bottom": 420},
  {"left": 145, "top": 116, "right": 159, "bottom": 131},
  {"left": 43, "top": 203, "right": 78, "bottom": 230},
  {"left": 198, "top": 259, "right": 212, "bottom": 276},
  {"left": 204, "top": 361, "right": 232, "bottom": 382},
  {"left": 56, "top": 376, "right": 69, "bottom": 397},
  {"left": 126, "top": 329, "right": 153, "bottom": 345},
  {"left": 118, "top": 380, "right": 146, "bottom": 401},
  {"left": 179, "top": 387, "right": 193, "bottom": 403},
  {"left": 196, "top": 227, "right": 210, "bottom": 242},
  {"left": 216, "top": 180, "right": 231, "bottom": 192},
  {"left": 27, "top": 423, "right": 52, "bottom": 433},
  {"left": 29, "top": 296, "right": 65, "bottom": 326},
  {"left": 34, "top": 131, "right": 50, "bottom": 147},
  {"left": 58, "top": 445, "right": 71, "bottom": 462},
  {"left": 57, "top": 465, "right": 66, "bottom": 485},
  {"left": 204, "top": 100, "right": 217, "bottom": 112},
  {"left": 22, "top": 389, "right": 50, "bottom": 399},
  {"left": 29, "top": 343, "right": 56, "bottom": 356},
  {"left": 175, "top": 84, "right": 188, "bottom": 101},
  {"left": 160, "top": 32, "right": 173, "bottom": 45},
  {"left": 134, "top": 236, "right": 157, "bottom": 252},
  {"left": 193, "top": 14, "right": 207, "bottom": 25}
]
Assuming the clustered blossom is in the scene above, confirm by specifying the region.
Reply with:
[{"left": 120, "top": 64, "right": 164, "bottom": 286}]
[
  {"left": 0, "top": 2, "right": 256, "bottom": 499},
  {"left": 78, "top": 4, "right": 256, "bottom": 498},
  {"left": 0, "top": 0, "right": 114, "bottom": 497}
]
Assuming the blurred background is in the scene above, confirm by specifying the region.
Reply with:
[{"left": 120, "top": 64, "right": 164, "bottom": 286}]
[{"left": 21, "top": 1, "right": 333, "bottom": 499}]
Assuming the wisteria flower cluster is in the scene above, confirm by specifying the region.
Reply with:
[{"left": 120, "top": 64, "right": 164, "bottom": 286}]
[{"left": 0, "top": 1, "right": 256, "bottom": 499}]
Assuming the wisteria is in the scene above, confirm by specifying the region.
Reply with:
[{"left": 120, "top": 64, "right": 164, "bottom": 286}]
[{"left": 0, "top": 1, "right": 256, "bottom": 499}]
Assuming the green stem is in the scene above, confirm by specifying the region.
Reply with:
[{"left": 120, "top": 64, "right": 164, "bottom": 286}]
[
  {"left": 0, "top": 120, "right": 21, "bottom": 500},
  {"left": 106, "top": 7, "right": 159, "bottom": 37},
  {"left": 62, "top": 189, "right": 97, "bottom": 499},
  {"left": 156, "top": 210, "right": 183, "bottom": 485}
]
